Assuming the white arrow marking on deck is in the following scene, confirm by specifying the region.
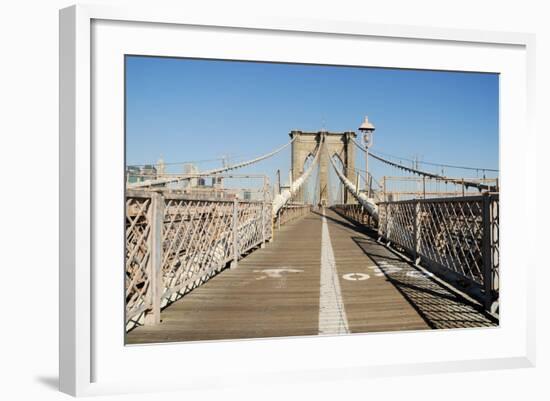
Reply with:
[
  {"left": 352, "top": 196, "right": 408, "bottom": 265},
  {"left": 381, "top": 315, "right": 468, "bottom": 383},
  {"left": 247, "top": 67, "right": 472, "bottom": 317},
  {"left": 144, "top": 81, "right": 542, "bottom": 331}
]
[
  {"left": 343, "top": 273, "right": 370, "bottom": 281},
  {"left": 253, "top": 268, "right": 303, "bottom": 279},
  {"left": 319, "top": 209, "right": 350, "bottom": 335}
]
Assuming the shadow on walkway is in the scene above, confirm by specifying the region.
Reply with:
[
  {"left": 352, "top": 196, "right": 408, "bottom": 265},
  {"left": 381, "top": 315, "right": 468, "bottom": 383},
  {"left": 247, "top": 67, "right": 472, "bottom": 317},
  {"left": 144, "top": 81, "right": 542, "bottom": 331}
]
[
  {"left": 326, "top": 208, "right": 498, "bottom": 329},
  {"left": 351, "top": 235, "right": 498, "bottom": 329}
]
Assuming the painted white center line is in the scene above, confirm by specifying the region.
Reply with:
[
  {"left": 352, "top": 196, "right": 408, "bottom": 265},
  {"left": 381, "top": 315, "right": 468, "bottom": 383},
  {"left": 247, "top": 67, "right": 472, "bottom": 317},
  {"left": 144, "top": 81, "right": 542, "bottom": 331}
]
[{"left": 318, "top": 209, "right": 350, "bottom": 335}]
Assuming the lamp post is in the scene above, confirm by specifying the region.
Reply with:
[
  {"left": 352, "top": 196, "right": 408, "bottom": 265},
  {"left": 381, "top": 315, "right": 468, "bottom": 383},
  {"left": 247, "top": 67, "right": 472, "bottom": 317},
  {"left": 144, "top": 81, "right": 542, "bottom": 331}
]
[{"left": 358, "top": 116, "right": 376, "bottom": 197}]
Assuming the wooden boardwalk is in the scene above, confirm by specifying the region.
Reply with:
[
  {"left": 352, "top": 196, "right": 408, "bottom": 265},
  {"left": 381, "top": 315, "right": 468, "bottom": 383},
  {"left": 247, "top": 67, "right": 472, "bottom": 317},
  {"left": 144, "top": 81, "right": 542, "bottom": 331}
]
[{"left": 126, "top": 209, "right": 497, "bottom": 344}]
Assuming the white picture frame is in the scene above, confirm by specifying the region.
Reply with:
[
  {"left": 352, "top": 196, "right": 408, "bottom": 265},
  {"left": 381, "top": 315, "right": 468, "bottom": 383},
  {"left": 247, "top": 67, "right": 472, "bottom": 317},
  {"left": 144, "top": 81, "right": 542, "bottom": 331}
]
[{"left": 59, "top": 4, "right": 536, "bottom": 397}]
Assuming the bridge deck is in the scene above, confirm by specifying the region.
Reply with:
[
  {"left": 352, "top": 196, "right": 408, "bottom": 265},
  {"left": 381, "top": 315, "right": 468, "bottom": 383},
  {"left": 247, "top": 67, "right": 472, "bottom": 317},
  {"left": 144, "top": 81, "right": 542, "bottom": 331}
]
[{"left": 126, "top": 209, "right": 497, "bottom": 344}]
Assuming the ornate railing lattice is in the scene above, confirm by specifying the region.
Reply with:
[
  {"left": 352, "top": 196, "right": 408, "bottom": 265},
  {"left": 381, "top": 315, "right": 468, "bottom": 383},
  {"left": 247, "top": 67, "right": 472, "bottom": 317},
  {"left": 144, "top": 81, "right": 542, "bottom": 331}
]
[
  {"left": 125, "top": 196, "right": 153, "bottom": 325},
  {"left": 377, "top": 194, "right": 499, "bottom": 308},
  {"left": 238, "top": 202, "right": 266, "bottom": 254},
  {"left": 332, "top": 204, "right": 373, "bottom": 227},
  {"left": 382, "top": 201, "right": 417, "bottom": 254},
  {"left": 125, "top": 190, "right": 275, "bottom": 330},
  {"left": 161, "top": 199, "right": 235, "bottom": 300},
  {"left": 418, "top": 200, "right": 484, "bottom": 282},
  {"left": 275, "top": 204, "right": 311, "bottom": 227}
]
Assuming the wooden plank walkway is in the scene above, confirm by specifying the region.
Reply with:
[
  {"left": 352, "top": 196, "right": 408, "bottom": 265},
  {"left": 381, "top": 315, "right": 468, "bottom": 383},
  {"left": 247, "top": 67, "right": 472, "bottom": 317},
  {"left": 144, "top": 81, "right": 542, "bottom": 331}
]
[{"left": 126, "top": 209, "right": 497, "bottom": 344}]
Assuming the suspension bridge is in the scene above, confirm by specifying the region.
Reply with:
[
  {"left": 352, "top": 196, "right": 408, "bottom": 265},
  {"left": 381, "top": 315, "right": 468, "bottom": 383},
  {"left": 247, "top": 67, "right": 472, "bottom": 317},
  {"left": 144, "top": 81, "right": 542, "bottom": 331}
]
[{"left": 125, "top": 121, "right": 499, "bottom": 344}]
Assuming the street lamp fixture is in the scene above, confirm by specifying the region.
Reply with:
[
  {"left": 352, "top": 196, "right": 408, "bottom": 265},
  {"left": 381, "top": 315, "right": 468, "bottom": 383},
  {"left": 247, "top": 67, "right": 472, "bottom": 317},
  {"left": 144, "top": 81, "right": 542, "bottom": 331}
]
[{"left": 358, "top": 116, "right": 376, "bottom": 197}]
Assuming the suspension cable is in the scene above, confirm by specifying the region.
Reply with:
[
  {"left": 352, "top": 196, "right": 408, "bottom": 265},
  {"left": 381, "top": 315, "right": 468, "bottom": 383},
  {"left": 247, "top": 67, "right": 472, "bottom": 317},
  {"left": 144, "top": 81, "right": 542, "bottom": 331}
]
[
  {"left": 352, "top": 138, "right": 496, "bottom": 191},
  {"left": 127, "top": 154, "right": 248, "bottom": 168},
  {"left": 350, "top": 166, "right": 383, "bottom": 190},
  {"left": 272, "top": 138, "right": 322, "bottom": 216},
  {"left": 128, "top": 136, "right": 297, "bottom": 189},
  {"left": 371, "top": 149, "right": 499, "bottom": 173},
  {"left": 327, "top": 144, "right": 379, "bottom": 221}
]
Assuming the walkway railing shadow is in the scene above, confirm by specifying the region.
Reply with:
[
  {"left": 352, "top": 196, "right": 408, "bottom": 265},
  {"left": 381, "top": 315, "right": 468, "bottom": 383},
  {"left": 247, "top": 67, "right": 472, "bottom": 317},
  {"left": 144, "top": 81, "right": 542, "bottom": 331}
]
[
  {"left": 350, "top": 235, "right": 498, "bottom": 329},
  {"left": 331, "top": 196, "right": 499, "bottom": 314},
  {"left": 329, "top": 206, "right": 497, "bottom": 328}
]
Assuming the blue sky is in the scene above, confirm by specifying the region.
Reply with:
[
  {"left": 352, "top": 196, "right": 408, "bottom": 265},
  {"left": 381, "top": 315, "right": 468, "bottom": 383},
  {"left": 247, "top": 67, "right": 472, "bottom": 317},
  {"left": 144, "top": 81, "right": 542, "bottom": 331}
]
[{"left": 125, "top": 56, "right": 499, "bottom": 192}]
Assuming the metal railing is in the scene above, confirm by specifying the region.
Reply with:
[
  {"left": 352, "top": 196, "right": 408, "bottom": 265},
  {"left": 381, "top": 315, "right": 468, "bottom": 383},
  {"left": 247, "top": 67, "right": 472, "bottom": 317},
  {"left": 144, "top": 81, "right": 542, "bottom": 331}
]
[
  {"left": 380, "top": 176, "right": 499, "bottom": 202},
  {"left": 377, "top": 193, "right": 499, "bottom": 308},
  {"left": 274, "top": 203, "right": 312, "bottom": 228},
  {"left": 125, "top": 189, "right": 273, "bottom": 330},
  {"left": 332, "top": 204, "right": 376, "bottom": 228}
]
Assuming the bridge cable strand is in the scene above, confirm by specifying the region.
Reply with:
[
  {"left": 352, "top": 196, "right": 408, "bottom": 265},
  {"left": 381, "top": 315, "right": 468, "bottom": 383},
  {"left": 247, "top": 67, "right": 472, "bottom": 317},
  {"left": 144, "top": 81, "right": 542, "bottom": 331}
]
[
  {"left": 351, "top": 166, "right": 383, "bottom": 189},
  {"left": 371, "top": 149, "right": 499, "bottom": 173},
  {"left": 327, "top": 143, "right": 379, "bottom": 222},
  {"left": 350, "top": 169, "right": 384, "bottom": 203},
  {"left": 272, "top": 138, "right": 323, "bottom": 217},
  {"left": 351, "top": 138, "right": 496, "bottom": 191},
  {"left": 128, "top": 136, "right": 297, "bottom": 189}
]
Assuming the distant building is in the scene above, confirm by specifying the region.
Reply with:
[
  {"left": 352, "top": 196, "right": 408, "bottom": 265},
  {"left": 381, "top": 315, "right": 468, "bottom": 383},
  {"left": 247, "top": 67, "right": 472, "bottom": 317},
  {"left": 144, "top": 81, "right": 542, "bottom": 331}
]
[
  {"left": 126, "top": 165, "right": 156, "bottom": 183},
  {"left": 141, "top": 164, "right": 157, "bottom": 180},
  {"left": 182, "top": 163, "right": 199, "bottom": 188},
  {"left": 212, "top": 176, "right": 223, "bottom": 189},
  {"left": 156, "top": 156, "right": 165, "bottom": 176},
  {"left": 126, "top": 166, "right": 141, "bottom": 183},
  {"left": 179, "top": 186, "right": 239, "bottom": 201},
  {"left": 182, "top": 163, "right": 198, "bottom": 174}
]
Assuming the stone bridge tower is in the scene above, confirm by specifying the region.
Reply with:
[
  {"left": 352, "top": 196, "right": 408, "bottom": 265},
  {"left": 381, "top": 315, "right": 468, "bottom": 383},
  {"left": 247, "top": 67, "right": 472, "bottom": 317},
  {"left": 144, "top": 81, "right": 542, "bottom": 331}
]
[{"left": 290, "top": 130, "right": 356, "bottom": 206}]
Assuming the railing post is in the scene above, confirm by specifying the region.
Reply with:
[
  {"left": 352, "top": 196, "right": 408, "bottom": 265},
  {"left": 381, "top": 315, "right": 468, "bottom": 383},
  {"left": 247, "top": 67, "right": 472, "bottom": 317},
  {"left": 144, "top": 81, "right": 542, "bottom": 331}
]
[
  {"left": 414, "top": 200, "right": 421, "bottom": 264},
  {"left": 231, "top": 199, "right": 239, "bottom": 269},
  {"left": 271, "top": 206, "right": 275, "bottom": 241},
  {"left": 422, "top": 176, "right": 426, "bottom": 199},
  {"left": 481, "top": 192, "right": 493, "bottom": 309},
  {"left": 261, "top": 201, "right": 266, "bottom": 248},
  {"left": 145, "top": 191, "right": 164, "bottom": 325},
  {"left": 386, "top": 203, "right": 391, "bottom": 239},
  {"left": 368, "top": 174, "right": 372, "bottom": 199},
  {"left": 378, "top": 203, "right": 385, "bottom": 238}
]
